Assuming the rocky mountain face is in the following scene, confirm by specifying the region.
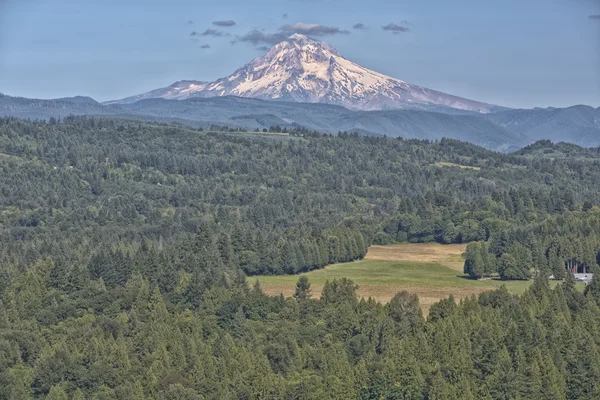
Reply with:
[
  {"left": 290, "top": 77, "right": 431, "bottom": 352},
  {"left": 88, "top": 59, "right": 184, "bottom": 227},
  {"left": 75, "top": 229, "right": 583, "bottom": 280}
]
[{"left": 108, "top": 34, "right": 498, "bottom": 113}]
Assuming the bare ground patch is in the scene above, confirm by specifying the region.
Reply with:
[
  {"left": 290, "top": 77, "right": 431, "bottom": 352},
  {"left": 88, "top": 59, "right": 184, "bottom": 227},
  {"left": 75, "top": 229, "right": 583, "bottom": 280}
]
[{"left": 365, "top": 243, "right": 467, "bottom": 263}]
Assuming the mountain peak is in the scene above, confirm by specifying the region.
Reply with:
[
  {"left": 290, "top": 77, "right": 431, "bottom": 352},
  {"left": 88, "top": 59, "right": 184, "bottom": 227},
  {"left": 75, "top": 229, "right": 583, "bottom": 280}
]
[
  {"left": 288, "top": 33, "right": 310, "bottom": 41},
  {"left": 266, "top": 33, "right": 342, "bottom": 59},
  {"left": 109, "top": 38, "right": 498, "bottom": 113}
]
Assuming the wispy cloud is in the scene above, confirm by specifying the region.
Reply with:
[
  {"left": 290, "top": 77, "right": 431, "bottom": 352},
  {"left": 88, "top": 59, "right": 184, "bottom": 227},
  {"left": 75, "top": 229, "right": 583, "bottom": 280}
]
[
  {"left": 382, "top": 23, "right": 410, "bottom": 33},
  {"left": 282, "top": 13, "right": 288, "bottom": 19},
  {"left": 589, "top": 15, "right": 600, "bottom": 20},
  {"left": 280, "top": 22, "right": 350, "bottom": 36},
  {"left": 213, "top": 20, "right": 236, "bottom": 27},
  {"left": 237, "top": 30, "right": 287, "bottom": 45},
  {"left": 256, "top": 46, "right": 271, "bottom": 52},
  {"left": 236, "top": 22, "right": 349, "bottom": 47},
  {"left": 353, "top": 23, "right": 366, "bottom": 30},
  {"left": 191, "top": 29, "right": 229, "bottom": 37},
  {"left": 200, "top": 44, "right": 211, "bottom": 49},
  {"left": 235, "top": 21, "right": 350, "bottom": 48},
  {"left": 188, "top": 20, "right": 194, "bottom": 25}
]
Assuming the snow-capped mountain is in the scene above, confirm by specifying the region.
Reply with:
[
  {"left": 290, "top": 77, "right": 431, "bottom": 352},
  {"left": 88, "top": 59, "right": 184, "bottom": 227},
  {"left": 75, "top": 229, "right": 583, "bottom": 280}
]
[{"left": 108, "top": 34, "right": 498, "bottom": 113}]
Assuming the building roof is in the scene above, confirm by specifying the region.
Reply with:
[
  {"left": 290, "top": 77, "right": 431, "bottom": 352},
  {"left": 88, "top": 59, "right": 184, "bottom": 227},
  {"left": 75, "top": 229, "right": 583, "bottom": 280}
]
[{"left": 573, "top": 273, "right": 594, "bottom": 283}]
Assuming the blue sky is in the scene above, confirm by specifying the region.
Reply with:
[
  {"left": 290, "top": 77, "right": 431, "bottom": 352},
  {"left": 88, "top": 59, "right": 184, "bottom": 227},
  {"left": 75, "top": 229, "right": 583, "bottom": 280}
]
[{"left": 0, "top": 0, "right": 598, "bottom": 108}]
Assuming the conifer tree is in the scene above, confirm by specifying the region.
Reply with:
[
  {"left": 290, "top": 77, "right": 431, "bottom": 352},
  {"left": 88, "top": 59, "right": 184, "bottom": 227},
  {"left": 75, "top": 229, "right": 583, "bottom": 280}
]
[{"left": 293, "top": 276, "right": 312, "bottom": 301}]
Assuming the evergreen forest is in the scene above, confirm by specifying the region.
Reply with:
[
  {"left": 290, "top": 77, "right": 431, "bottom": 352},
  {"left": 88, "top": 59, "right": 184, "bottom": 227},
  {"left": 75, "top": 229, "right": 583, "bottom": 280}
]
[{"left": 2, "top": 116, "right": 600, "bottom": 399}]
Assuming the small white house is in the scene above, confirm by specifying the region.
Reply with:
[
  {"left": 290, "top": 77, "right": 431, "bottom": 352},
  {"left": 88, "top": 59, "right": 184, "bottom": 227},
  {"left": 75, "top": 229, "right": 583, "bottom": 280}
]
[{"left": 573, "top": 273, "right": 594, "bottom": 285}]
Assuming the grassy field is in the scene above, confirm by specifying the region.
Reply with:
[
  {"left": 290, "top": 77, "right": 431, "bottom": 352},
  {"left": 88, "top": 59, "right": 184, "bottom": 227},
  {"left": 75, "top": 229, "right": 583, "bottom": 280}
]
[
  {"left": 255, "top": 243, "right": 572, "bottom": 313},
  {"left": 433, "top": 161, "right": 481, "bottom": 170}
]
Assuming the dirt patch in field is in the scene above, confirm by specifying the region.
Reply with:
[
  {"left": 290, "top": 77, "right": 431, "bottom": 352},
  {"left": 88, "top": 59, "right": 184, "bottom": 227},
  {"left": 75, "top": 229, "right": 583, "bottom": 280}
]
[
  {"left": 260, "top": 283, "right": 488, "bottom": 315},
  {"left": 365, "top": 243, "right": 467, "bottom": 263}
]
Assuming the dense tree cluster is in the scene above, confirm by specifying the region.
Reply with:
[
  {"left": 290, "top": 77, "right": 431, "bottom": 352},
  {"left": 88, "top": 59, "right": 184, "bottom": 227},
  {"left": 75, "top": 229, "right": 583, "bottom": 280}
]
[
  {"left": 2, "top": 263, "right": 600, "bottom": 398},
  {"left": 464, "top": 210, "right": 600, "bottom": 280},
  {"left": 2, "top": 117, "right": 600, "bottom": 283}
]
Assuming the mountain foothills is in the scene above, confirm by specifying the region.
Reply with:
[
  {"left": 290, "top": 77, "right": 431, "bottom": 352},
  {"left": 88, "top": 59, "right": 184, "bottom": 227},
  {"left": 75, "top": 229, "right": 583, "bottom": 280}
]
[
  {"left": 2, "top": 117, "right": 600, "bottom": 398},
  {"left": 108, "top": 34, "right": 498, "bottom": 113},
  {"left": 483, "top": 105, "right": 600, "bottom": 148},
  {"left": 3, "top": 92, "right": 600, "bottom": 151}
]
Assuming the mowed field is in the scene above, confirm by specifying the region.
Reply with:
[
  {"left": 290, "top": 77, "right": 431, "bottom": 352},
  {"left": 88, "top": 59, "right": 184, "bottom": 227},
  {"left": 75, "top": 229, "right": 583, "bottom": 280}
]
[{"left": 255, "top": 243, "right": 543, "bottom": 313}]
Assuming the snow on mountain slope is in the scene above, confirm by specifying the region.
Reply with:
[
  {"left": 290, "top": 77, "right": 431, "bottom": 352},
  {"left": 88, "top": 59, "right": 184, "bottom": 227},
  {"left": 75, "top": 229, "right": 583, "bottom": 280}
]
[
  {"left": 108, "top": 34, "right": 498, "bottom": 113},
  {"left": 105, "top": 80, "right": 208, "bottom": 105}
]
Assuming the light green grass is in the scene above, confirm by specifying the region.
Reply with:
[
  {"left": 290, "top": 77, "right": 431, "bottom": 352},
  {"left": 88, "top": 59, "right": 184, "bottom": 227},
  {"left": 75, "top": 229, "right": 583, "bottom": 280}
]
[
  {"left": 255, "top": 258, "right": 584, "bottom": 303},
  {"left": 257, "top": 259, "right": 527, "bottom": 290}
]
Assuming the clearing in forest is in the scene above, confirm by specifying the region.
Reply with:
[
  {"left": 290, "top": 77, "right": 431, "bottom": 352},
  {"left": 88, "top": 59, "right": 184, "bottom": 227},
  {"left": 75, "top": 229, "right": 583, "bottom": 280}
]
[
  {"left": 256, "top": 243, "right": 535, "bottom": 313},
  {"left": 433, "top": 161, "right": 481, "bottom": 170}
]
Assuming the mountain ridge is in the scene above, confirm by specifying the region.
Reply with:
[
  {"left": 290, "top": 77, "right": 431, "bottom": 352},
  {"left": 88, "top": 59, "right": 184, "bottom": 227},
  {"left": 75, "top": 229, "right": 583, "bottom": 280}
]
[
  {"left": 0, "top": 93, "right": 528, "bottom": 151},
  {"left": 483, "top": 105, "right": 600, "bottom": 148},
  {"left": 3, "top": 92, "right": 599, "bottom": 153}
]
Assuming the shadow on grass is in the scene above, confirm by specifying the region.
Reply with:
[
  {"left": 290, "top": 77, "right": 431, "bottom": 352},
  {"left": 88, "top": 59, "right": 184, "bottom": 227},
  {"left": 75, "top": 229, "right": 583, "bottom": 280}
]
[{"left": 456, "top": 274, "right": 512, "bottom": 282}]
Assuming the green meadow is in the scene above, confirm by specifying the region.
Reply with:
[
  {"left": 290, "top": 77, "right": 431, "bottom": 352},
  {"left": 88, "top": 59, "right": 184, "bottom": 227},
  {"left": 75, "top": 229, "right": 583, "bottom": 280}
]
[{"left": 256, "top": 243, "right": 582, "bottom": 311}]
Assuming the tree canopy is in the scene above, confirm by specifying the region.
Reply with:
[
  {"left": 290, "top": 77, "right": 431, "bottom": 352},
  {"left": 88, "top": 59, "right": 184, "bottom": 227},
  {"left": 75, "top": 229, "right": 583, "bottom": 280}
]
[{"left": 1, "top": 117, "right": 600, "bottom": 398}]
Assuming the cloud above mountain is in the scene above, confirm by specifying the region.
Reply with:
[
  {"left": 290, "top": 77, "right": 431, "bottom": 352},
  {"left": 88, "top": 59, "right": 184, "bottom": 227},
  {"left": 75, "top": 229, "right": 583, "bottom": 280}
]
[
  {"left": 382, "top": 23, "right": 410, "bottom": 34},
  {"left": 353, "top": 23, "right": 366, "bottom": 30},
  {"left": 280, "top": 22, "right": 349, "bottom": 36},
  {"left": 238, "top": 30, "right": 287, "bottom": 45},
  {"left": 213, "top": 20, "right": 236, "bottom": 27},
  {"left": 237, "top": 22, "right": 350, "bottom": 47}
]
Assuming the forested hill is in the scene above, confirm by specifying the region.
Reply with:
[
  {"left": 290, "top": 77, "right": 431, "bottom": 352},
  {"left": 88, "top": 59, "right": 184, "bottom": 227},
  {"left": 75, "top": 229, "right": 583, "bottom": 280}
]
[
  {"left": 2, "top": 117, "right": 600, "bottom": 282},
  {"left": 3, "top": 117, "right": 600, "bottom": 398},
  {"left": 514, "top": 139, "right": 600, "bottom": 158}
]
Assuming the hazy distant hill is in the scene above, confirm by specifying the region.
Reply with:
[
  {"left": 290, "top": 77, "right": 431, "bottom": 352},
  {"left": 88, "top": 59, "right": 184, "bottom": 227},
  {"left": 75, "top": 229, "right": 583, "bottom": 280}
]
[
  {"left": 115, "top": 97, "right": 529, "bottom": 151},
  {"left": 484, "top": 105, "right": 600, "bottom": 147},
  {"left": 3, "top": 92, "right": 600, "bottom": 152},
  {"left": 0, "top": 93, "right": 122, "bottom": 119}
]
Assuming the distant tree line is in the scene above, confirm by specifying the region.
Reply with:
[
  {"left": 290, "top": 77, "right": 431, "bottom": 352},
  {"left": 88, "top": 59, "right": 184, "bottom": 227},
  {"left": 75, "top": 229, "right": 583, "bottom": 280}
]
[{"left": 464, "top": 210, "right": 600, "bottom": 280}]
